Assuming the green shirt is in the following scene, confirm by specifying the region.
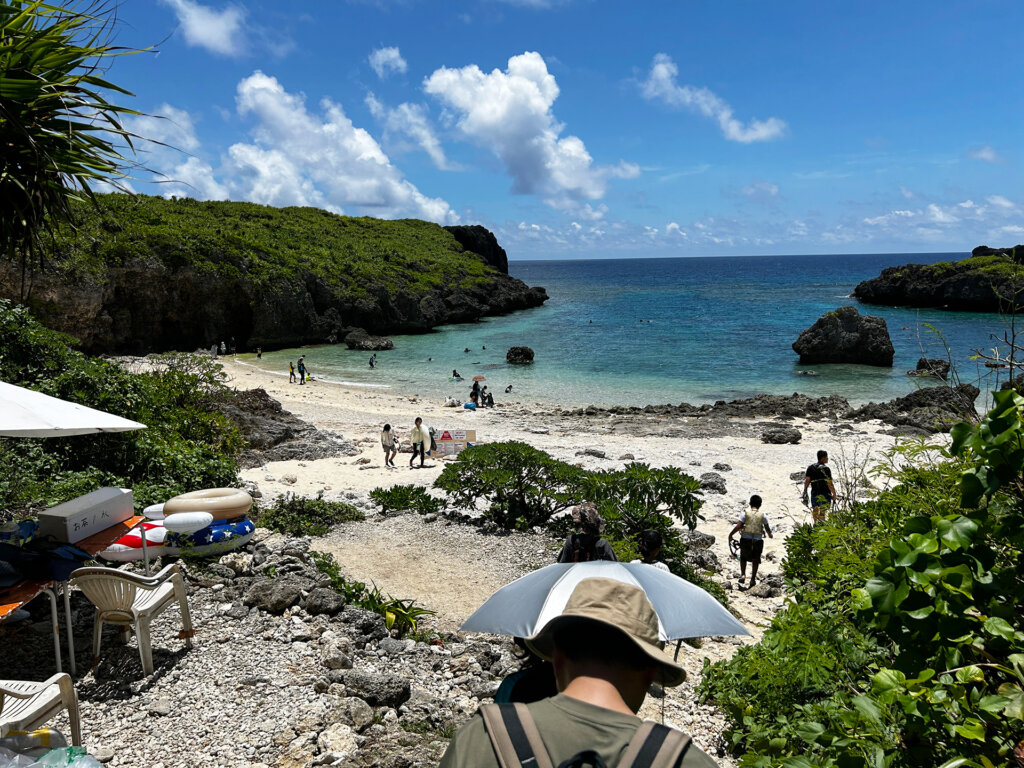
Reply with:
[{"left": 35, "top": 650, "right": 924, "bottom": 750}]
[{"left": 439, "top": 694, "right": 719, "bottom": 768}]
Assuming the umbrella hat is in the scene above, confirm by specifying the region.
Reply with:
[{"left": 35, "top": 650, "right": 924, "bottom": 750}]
[
  {"left": 0, "top": 381, "right": 146, "bottom": 437},
  {"left": 472, "top": 375, "right": 486, "bottom": 381},
  {"left": 461, "top": 561, "right": 749, "bottom": 641}
]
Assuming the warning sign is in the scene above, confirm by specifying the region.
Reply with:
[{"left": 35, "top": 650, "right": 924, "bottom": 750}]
[{"left": 434, "top": 429, "right": 476, "bottom": 456}]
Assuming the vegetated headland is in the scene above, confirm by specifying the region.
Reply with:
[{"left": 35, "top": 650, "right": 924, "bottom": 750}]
[
  {"left": 0, "top": 194, "right": 548, "bottom": 355},
  {"left": 854, "top": 243, "right": 1024, "bottom": 311}
]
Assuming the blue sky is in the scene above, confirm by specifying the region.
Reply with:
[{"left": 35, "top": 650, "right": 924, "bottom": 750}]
[{"left": 108, "top": 0, "right": 1023, "bottom": 259}]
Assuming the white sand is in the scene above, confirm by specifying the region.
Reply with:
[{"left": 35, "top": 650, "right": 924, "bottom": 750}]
[{"left": 224, "top": 358, "right": 902, "bottom": 633}]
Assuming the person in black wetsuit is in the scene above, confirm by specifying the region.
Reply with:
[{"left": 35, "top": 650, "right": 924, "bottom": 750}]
[{"left": 803, "top": 449, "right": 836, "bottom": 524}]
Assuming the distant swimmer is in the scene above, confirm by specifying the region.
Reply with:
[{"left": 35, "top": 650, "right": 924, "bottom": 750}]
[
  {"left": 452, "top": 369, "right": 461, "bottom": 378},
  {"left": 428, "top": 357, "right": 432, "bottom": 361},
  {"left": 464, "top": 347, "right": 471, "bottom": 353},
  {"left": 369, "top": 353, "right": 376, "bottom": 369},
  {"left": 482, "top": 345, "right": 486, "bottom": 350},
  {"left": 505, "top": 384, "right": 513, "bottom": 393}
]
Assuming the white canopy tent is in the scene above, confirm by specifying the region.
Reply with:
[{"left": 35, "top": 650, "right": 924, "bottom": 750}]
[{"left": 0, "top": 381, "right": 146, "bottom": 437}]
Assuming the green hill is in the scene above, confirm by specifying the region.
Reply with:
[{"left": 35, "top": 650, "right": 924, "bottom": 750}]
[{"left": 0, "top": 194, "right": 547, "bottom": 353}]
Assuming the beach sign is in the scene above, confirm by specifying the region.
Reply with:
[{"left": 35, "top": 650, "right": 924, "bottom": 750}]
[{"left": 435, "top": 429, "right": 476, "bottom": 456}]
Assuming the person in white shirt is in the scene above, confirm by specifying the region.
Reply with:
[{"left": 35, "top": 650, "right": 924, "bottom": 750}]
[
  {"left": 408, "top": 417, "right": 428, "bottom": 468},
  {"left": 728, "top": 495, "right": 773, "bottom": 589}
]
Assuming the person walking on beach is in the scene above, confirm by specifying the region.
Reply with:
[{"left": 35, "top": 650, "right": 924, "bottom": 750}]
[
  {"left": 369, "top": 353, "right": 376, "bottom": 369},
  {"left": 298, "top": 357, "right": 306, "bottom": 385},
  {"left": 256, "top": 348, "right": 262, "bottom": 359},
  {"left": 470, "top": 380, "right": 481, "bottom": 405},
  {"left": 439, "top": 578, "right": 718, "bottom": 768},
  {"left": 288, "top": 361, "right": 296, "bottom": 383},
  {"left": 803, "top": 450, "right": 836, "bottom": 524},
  {"left": 728, "top": 495, "right": 773, "bottom": 589},
  {"left": 381, "top": 423, "right": 398, "bottom": 467},
  {"left": 409, "top": 417, "right": 428, "bottom": 468},
  {"left": 557, "top": 503, "right": 617, "bottom": 563}
]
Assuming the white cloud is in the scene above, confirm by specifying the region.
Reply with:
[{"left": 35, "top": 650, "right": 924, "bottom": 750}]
[
  {"left": 369, "top": 46, "right": 407, "bottom": 79},
  {"left": 899, "top": 185, "right": 915, "bottom": 199},
  {"left": 1001, "top": 225, "right": 1024, "bottom": 235},
  {"left": 926, "top": 203, "right": 958, "bottom": 224},
  {"left": 365, "top": 93, "right": 455, "bottom": 170},
  {"left": 128, "top": 104, "right": 228, "bottom": 199},
  {"left": 424, "top": 51, "right": 639, "bottom": 210},
  {"left": 227, "top": 71, "right": 455, "bottom": 222},
  {"left": 987, "top": 194, "right": 1016, "bottom": 210},
  {"left": 640, "top": 54, "right": 786, "bottom": 143},
  {"left": 968, "top": 145, "right": 1003, "bottom": 163},
  {"left": 159, "top": 0, "right": 246, "bottom": 56}
]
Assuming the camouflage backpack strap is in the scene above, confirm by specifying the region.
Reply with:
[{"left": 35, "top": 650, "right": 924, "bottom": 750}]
[
  {"left": 616, "top": 722, "right": 691, "bottom": 768},
  {"left": 480, "top": 702, "right": 556, "bottom": 768}
]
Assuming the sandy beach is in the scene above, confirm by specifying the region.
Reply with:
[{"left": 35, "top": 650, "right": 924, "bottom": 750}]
[{"left": 223, "top": 357, "right": 905, "bottom": 635}]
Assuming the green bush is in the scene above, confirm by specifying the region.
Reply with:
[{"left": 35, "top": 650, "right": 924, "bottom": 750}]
[
  {"left": 0, "top": 300, "right": 243, "bottom": 515},
  {"left": 701, "top": 400, "right": 1024, "bottom": 767},
  {"left": 311, "top": 551, "right": 434, "bottom": 636},
  {"left": 255, "top": 493, "right": 363, "bottom": 537},
  {"left": 369, "top": 484, "right": 444, "bottom": 516},
  {"left": 433, "top": 441, "right": 585, "bottom": 530}
]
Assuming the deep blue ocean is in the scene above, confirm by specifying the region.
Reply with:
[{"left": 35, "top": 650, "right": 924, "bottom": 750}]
[{"left": 246, "top": 253, "right": 1012, "bottom": 407}]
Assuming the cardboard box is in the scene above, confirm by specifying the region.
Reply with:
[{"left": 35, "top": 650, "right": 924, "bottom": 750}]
[{"left": 37, "top": 487, "right": 134, "bottom": 544}]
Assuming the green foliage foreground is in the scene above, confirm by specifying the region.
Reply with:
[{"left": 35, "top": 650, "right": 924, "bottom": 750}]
[
  {"left": 700, "top": 393, "right": 1024, "bottom": 767},
  {"left": 253, "top": 493, "right": 364, "bottom": 537},
  {"left": 0, "top": 299, "right": 242, "bottom": 514},
  {"left": 428, "top": 441, "right": 722, "bottom": 600}
]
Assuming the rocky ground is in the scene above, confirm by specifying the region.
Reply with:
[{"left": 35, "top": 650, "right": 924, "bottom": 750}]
[{"left": 0, "top": 512, "right": 767, "bottom": 768}]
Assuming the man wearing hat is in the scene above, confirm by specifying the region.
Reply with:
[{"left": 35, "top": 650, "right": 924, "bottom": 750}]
[{"left": 440, "top": 578, "right": 718, "bottom": 767}]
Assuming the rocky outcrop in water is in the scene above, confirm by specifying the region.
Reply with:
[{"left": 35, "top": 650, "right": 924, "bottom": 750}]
[
  {"left": 848, "top": 383, "right": 979, "bottom": 433},
  {"left": 792, "top": 306, "right": 894, "bottom": 366},
  {"left": 343, "top": 329, "right": 394, "bottom": 351},
  {"left": 907, "top": 357, "right": 951, "bottom": 380},
  {"left": 506, "top": 346, "right": 535, "bottom": 364},
  {"left": 853, "top": 247, "right": 1024, "bottom": 312}
]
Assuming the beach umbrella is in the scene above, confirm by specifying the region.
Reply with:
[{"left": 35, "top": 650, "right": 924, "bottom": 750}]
[
  {"left": 461, "top": 561, "right": 749, "bottom": 641},
  {"left": 472, "top": 375, "right": 486, "bottom": 381},
  {"left": 0, "top": 381, "right": 147, "bottom": 437}
]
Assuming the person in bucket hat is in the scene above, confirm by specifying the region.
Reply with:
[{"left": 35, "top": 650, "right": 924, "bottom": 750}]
[{"left": 440, "top": 578, "right": 718, "bottom": 768}]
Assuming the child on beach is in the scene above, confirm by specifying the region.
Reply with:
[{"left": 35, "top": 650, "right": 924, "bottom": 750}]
[
  {"left": 288, "top": 361, "right": 296, "bottom": 383},
  {"left": 381, "top": 424, "right": 397, "bottom": 467},
  {"left": 728, "top": 495, "right": 773, "bottom": 589}
]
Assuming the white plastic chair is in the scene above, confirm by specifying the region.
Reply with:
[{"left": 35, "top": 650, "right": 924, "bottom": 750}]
[
  {"left": 0, "top": 673, "right": 81, "bottom": 746},
  {"left": 70, "top": 563, "right": 194, "bottom": 676}
]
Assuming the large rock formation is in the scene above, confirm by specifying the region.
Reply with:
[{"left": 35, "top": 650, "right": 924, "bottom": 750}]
[
  {"left": 444, "top": 225, "right": 508, "bottom": 274},
  {"left": 853, "top": 247, "right": 1024, "bottom": 312},
  {"left": 792, "top": 306, "right": 895, "bottom": 366},
  {"left": 0, "top": 195, "right": 548, "bottom": 354}
]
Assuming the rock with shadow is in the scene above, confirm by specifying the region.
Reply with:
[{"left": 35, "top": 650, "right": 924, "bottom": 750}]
[{"left": 792, "top": 305, "right": 894, "bottom": 366}]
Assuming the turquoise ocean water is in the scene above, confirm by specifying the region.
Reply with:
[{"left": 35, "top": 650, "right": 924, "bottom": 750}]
[{"left": 244, "top": 253, "right": 1012, "bottom": 408}]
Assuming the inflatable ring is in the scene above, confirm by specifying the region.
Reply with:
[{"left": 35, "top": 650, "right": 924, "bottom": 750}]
[
  {"left": 165, "top": 517, "right": 256, "bottom": 557},
  {"left": 164, "top": 487, "right": 253, "bottom": 522}
]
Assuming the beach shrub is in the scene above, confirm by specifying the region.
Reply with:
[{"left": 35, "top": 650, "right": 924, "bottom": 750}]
[
  {"left": 701, "top": 402, "right": 1024, "bottom": 767},
  {"left": 311, "top": 551, "right": 434, "bottom": 636},
  {"left": 255, "top": 493, "right": 363, "bottom": 537},
  {"left": 433, "top": 441, "right": 584, "bottom": 529},
  {"left": 369, "top": 484, "right": 444, "bottom": 516},
  {"left": 0, "top": 300, "right": 243, "bottom": 514}
]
